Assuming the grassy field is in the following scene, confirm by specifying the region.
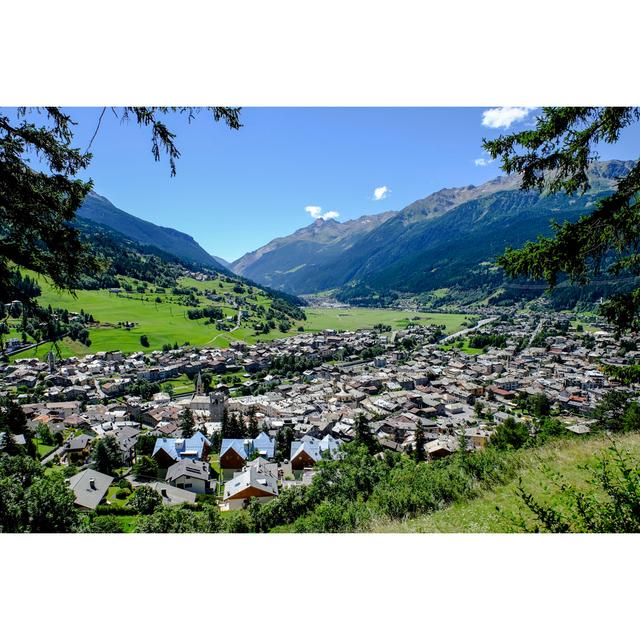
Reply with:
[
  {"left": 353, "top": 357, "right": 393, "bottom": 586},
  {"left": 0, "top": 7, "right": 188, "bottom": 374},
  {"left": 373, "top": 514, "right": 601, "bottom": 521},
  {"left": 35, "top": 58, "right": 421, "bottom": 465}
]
[
  {"left": 34, "top": 438, "right": 56, "bottom": 459},
  {"left": 302, "top": 308, "right": 475, "bottom": 334},
  {"left": 10, "top": 272, "right": 474, "bottom": 360},
  {"left": 371, "top": 432, "right": 640, "bottom": 533},
  {"left": 161, "top": 374, "right": 195, "bottom": 395},
  {"left": 440, "top": 338, "right": 484, "bottom": 355},
  {"left": 10, "top": 273, "right": 298, "bottom": 359},
  {"left": 571, "top": 320, "right": 601, "bottom": 333}
]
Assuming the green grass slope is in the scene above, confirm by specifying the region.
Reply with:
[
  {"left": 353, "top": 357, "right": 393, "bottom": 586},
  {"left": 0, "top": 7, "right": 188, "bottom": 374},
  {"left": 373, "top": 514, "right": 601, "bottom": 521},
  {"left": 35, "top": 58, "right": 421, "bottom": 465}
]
[
  {"left": 11, "top": 272, "right": 472, "bottom": 360},
  {"left": 371, "top": 432, "right": 640, "bottom": 533}
]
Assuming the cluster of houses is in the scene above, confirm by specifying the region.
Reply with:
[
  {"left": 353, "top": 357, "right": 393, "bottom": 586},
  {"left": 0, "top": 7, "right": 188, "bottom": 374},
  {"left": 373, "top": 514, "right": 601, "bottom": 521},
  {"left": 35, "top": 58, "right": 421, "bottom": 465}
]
[{"left": 1, "top": 309, "right": 637, "bottom": 514}]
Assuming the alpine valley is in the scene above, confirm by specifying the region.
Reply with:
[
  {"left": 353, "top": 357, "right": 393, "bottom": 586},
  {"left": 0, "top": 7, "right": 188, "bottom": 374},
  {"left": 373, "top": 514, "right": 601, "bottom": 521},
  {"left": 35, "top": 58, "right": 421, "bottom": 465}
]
[{"left": 231, "top": 160, "right": 635, "bottom": 310}]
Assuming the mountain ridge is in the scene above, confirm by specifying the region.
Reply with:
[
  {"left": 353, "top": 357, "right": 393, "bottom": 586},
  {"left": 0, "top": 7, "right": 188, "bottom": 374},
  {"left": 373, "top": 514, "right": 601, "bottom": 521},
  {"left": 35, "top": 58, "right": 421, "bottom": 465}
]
[
  {"left": 230, "top": 160, "right": 635, "bottom": 299},
  {"left": 77, "top": 191, "right": 229, "bottom": 272}
]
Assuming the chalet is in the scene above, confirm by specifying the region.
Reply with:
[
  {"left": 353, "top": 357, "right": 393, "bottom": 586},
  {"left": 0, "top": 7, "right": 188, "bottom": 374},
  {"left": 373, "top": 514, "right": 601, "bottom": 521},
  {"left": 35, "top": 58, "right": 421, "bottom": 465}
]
[
  {"left": 425, "top": 437, "right": 459, "bottom": 460},
  {"left": 62, "top": 434, "right": 93, "bottom": 462},
  {"left": 221, "top": 466, "right": 278, "bottom": 511},
  {"left": 151, "top": 432, "right": 211, "bottom": 466},
  {"left": 147, "top": 482, "right": 198, "bottom": 506},
  {"left": 488, "top": 386, "right": 516, "bottom": 401},
  {"left": 114, "top": 425, "right": 140, "bottom": 464},
  {"left": 289, "top": 434, "right": 342, "bottom": 470},
  {"left": 464, "top": 427, "right": 492, "bottom": 448},
  {"left": 45, "top": 401, "right": 81, "bottom": 417},
  {"left": 219, "top": 432, "right": 276, "bottom": 471}
]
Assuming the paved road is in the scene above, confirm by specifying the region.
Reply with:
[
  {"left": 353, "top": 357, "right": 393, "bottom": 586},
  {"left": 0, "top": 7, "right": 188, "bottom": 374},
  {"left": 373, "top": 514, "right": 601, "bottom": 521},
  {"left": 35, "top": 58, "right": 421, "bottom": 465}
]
[
  {"left": 528, "top": 318, "right": 545, "bottom": 347},
  {"left": 205, "top": 308, "right": 242, "bottom": 345},
  {"left": 439, "top": 316, "right": 499, "bottom": 344},
  {"left": 94, "top": 379, "right": 106, "bottom": 399}
]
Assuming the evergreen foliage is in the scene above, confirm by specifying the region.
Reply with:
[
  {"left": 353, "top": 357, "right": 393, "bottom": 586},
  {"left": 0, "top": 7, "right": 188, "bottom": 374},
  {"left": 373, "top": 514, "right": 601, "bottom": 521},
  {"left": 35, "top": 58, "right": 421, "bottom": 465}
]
[{"left": 484, "top": 108, "right": 640, "bottom": 333}]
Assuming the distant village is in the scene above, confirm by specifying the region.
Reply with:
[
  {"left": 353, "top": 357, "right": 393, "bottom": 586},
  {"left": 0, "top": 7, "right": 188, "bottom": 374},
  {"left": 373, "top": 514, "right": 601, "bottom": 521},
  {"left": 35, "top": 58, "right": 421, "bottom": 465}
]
[{"left": 0, "top": 310, "right": 634, "bottom": 514}]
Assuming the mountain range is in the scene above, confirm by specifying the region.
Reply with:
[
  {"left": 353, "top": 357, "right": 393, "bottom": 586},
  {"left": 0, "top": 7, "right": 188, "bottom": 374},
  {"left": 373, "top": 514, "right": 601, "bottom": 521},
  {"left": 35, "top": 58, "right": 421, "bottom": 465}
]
[{"left": 230, "top": 160, "right": 635, "bottom": 303}]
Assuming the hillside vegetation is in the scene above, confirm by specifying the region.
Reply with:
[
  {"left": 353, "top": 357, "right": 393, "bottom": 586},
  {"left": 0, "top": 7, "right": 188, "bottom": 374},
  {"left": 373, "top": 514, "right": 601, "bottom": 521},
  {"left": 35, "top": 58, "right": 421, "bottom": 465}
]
[
  {"left": 10, "top": 273, "right": 304, "bottom": 358},
  {"left": 372, "top": 432, "right": 640, "bottom": 533}
]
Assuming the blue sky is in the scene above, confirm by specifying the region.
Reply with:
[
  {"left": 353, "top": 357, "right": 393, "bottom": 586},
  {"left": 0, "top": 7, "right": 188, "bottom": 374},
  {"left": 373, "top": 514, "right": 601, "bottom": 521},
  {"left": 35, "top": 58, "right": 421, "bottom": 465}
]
[{"left": 15, "top": 107, "right": 640, "bottom": 262}]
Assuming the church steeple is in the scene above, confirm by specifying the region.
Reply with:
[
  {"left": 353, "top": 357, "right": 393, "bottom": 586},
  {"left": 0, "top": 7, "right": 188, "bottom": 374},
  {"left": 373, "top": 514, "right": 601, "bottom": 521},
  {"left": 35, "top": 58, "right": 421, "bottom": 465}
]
[
  {"left": 47, "top": 349, "right": 56, "bottom": 374},
  {"left": 195, "top": 370, "right": 203, "bottom": 395}
]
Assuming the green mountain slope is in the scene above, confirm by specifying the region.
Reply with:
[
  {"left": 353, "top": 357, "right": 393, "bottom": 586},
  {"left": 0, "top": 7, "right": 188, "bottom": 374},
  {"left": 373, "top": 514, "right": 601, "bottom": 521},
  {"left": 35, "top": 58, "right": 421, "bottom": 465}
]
[
  {"left": 232, "top": 160, "right": 635, "bottom": 300},
  {"left": 77, "top": 191, "right": 227, "bottom": 271}
]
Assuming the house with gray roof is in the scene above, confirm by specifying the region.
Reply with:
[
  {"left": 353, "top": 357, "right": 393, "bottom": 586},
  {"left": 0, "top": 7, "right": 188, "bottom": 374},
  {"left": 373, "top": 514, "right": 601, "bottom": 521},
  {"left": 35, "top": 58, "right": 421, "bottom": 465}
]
[
  {"left": 67, "top": 469, "right": 113, "bottom": 510},
  {"left": 147, "top": 481, "right": 198, "bottom": 506},
  {"left": 165, "top": 459, "right": 212, "bottom": 494},
  {"left": 222, "top": 465, "right": 278, "bottom": 511}
]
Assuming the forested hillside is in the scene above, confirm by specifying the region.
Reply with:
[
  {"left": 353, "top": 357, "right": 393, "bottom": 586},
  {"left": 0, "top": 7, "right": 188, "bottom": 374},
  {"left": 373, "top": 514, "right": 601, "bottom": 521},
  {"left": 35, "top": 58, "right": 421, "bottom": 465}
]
[{"left": 231, "top": 160, "right": 636, "bottom": 307}]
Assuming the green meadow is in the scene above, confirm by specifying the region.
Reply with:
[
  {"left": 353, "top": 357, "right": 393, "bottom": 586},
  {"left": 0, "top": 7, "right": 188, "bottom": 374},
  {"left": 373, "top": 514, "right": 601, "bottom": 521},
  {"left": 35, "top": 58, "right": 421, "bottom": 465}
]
[
  {"left": 301, "top": 308, "right": 475, "bottom": 334},
  {"left": 11, "top": 273, "right": 473, "bottom": 360}
]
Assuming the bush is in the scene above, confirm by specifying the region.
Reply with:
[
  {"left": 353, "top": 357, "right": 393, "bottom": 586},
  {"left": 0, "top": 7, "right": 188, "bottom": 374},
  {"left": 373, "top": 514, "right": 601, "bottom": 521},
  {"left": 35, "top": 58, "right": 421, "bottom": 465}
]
[
  {"left": 135, "top": 504, "right": 222, "bottom": 533},
  {"left": 133, "top": 455, "right": 159, "bottom": 480},
  {"left": 129, "top": 485, "right": 162, "bottom": 515},
  {"left": 140, "top": 334, "right": 150, "bottom": 348},
  {"left": 223, "top": 509, "right": 254, "bottom": 533},
  {"left": 95, "top": 504, "right": 135, "bottom": 516},
  {"left": 511, "top": 441, "right": 640, "bottom": 532},
  {"left": 489, "top": 417, "right": 530, "bottom": 450},
  {"left": 84, "top": 515, "right": 126, "bottom": 533}
]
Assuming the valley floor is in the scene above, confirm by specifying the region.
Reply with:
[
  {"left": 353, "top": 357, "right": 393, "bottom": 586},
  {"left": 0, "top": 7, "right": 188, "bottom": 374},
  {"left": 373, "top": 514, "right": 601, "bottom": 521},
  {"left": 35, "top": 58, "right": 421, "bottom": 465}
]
[
  {"left": 370, "top": 432, "right": 640, "bottom": 533},
  {"left": 10, "top": 273, "right": 476, "bottom": 360}
]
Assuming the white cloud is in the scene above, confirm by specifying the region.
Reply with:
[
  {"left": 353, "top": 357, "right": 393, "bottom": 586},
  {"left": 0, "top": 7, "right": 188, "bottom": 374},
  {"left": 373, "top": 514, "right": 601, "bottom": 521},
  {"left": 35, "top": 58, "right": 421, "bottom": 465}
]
[
  {"left": 474, "top": 157, "right": 494, "bottom": 167},
  {"left": 305, "top": 205, "right": 323, "bottom": 218},
  {"left": 305, "top": 205, "right": 339, "bottom": 221},
  {"left": 481, "top": 107, "right": 533, "bottom": 129},
  {"left": 373, "top": 185, "right": 390, "bottom": 201}
]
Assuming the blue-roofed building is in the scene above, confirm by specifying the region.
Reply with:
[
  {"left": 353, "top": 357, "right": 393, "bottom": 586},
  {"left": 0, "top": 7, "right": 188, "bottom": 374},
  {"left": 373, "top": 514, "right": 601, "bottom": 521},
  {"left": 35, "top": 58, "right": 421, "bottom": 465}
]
[
  {"left": 152, "top": 431, "right": 211, "bottom": 467},
  {"left": 290, "top": 434, "right": 342, "bottom": 470},
  {"left": 219, "top": 439, "right": 249, "bottom": 470},
  {"left": 220, "top": 433, "right": 276, "bottom": 470},
  {"left": 253, "top": 432, "right": 275, "bottom": 458}
]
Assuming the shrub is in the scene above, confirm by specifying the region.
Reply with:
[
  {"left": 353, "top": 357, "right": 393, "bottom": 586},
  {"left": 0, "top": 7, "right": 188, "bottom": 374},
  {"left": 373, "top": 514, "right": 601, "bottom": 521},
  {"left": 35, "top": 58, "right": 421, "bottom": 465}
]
[
  {"left": 85, "top": 515, "right": 126, "bottom": 533},
  {"left": 489, "top": 417, "right": 530, "bottom": 450},
  {"left": 133, "top": 455, "right": 159, "bottom": 480},
  {"left": 95, "top": 504, "right": 135, "bottom": 516},
  {"left": 510, "top": 441, "right": 640, "bottom": 533},
  {"left": 223, "top": 509, "right": 254, "bottom": 533},
  {"left": 135, "top": 504, "right": 222, "bottom": 533},
  {"left": 129, "top": 485, "right": 162, "bottom": 515}
]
